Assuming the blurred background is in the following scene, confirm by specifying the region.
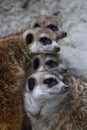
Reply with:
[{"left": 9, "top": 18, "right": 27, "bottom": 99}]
[{"left": 0, "top": 0, "right": 87, "bottom": 80}]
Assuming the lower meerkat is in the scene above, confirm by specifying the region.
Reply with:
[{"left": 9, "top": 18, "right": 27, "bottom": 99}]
[
  {"left": 0, "top": 27, "right": 59, "bottom": 130},
  {"left": 24, "top": 71, "right": 87, "bottom": 130}
]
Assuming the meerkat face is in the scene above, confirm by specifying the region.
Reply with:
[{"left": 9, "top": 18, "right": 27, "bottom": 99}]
[
  {"left": 32, "top": 54, "right": 67, "bottom": 74},
  {"left": 24, "top": 71, "right": 69, "bottom": 114},
  {"left": 33, "top": 15, "right": 67, "bottom": 40},
  {"left": 23, "top": 28, "right": 60, "bottom": 54}
]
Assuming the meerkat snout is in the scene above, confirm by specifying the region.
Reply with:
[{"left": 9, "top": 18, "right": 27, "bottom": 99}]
[
  {"left": 32, "top": 15, "right": 67, "bottom": 40},
  {"left": 56, "top": 31, "right": 67, "bottom": 40},
  {"left": 23, "top": 28, "right": 60, "bottom": 54}
]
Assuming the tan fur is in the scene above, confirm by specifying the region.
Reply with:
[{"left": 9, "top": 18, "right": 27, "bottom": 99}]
[
  {"left": 23, "top": 27, "right": 56, "bottom": 41},
  {"left": 0, "top": 35, "right": 33, "bottom": 130},
  {"left": 33, "top": 15, "right": 61, "bottom": 28}
]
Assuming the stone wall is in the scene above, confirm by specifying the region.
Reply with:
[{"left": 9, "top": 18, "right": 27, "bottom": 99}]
[{"left": 0, "top": 0, "right": 87, "bottom": 80}]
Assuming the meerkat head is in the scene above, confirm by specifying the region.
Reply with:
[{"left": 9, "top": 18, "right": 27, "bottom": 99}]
[
  {"left": 23, "top": 28, "right": 60, "bottom": 54},
  {"left": 24, "top": 71, "right": 69, "bottom": 115},
  {"left": 32, "top": 15, "right": 67, "bottom": 40},
  {"left": 32, "top": 54, "right": 67, "bottom": 74}
]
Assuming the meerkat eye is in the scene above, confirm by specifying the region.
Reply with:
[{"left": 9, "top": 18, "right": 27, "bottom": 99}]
[
  {"left": 26, "top": 33, "right": 34, "bottom": 45},
  {"left": 39, "top": 37, "right": 52, "bottom": 45},
  {"left": 33, "top": 23, "right": 40, "bottom": 28},
  {"left": 28, "top": 77, "right": 36, "bottom": 91},
  {"left": 46, "top": 60, "right": 58, "bottom": 68},
  {"left": 33, "top": 58, "right": 40, "bottom": 70},
  {"left": 47, "top": 24, "right": 58, "bottom": 31},
  {"left": 43, "top": 78, "right": 58, "bottom": 88}
]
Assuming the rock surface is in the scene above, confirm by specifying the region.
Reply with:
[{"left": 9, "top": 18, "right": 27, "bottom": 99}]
[{"left": 0, "top": 0, "right": 87, "bottom": 80}]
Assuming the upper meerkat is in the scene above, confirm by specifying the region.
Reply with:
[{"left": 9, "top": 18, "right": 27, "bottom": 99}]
[
  {"left": 32, "top": 15, "right": 67, "bottom": 40},
  {"left": 0, "top": 27, "right": 59, "bottom": 130},
  {"left": 24, "top": 71, "right": 87, "bottom": 130}
]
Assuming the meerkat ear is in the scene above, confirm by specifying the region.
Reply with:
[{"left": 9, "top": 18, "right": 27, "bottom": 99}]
[{"left": 23, "top": 31, "right": 34, "bottom": 45}]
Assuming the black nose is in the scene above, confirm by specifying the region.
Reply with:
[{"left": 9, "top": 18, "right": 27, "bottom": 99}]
[
  {"left": 56, "top": 31, "right": 67, "bottom": 40},
  {"left": 62, "top": 32, "right": 67, "bottom": 37},
  {"left": 65, "top": 86, "right": 69, "bottom": 90},
  {"left": 55, "top": 47, "right": 60, "bottom": 52},
  {"left": 63, "top": 85, "right": 69, "bottom": 92},
  {"left": 62, "top": 68, "right": 67, "bottom": 73}
]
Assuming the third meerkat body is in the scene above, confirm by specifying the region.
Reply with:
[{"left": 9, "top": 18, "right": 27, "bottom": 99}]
[{"left": 24, "top": 71, "right": 87, "bottom": 130}]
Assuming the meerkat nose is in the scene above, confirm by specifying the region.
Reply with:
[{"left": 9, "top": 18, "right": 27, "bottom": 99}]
[
  {"left": 65, "top": 86, "right": 69, "bottom": 91},
  {"left": 55, "top": 46, "right": 60, "bottom": 52},
  {"left": 62, "top": 85, "right": 69, "bottom": 92},
  {"left": 62, "top": 68, "right": 68, "bottom": 73},
  {"left": 56, "top": 31, "right": 67, "bottom": 40},
  {"left": 62, "top": 32, "right": 67, "bottom": 37}
]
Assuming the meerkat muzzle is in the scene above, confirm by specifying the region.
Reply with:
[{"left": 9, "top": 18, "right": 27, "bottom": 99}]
[{"left": 56, "top": 31, "right": 67, "bottom": 40}]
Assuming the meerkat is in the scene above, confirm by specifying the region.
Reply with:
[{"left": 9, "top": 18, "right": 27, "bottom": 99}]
[
  {"left": 32, "top": 53, "right": 67, "bottom": 74},
  {"left": 1, "top": 27, "right": 60, "bottom": 54},
  {"left": 23, "top": 27, "right": 60, "bottom": 54},
  {"left": 0, "top": 27, "right": 60, "bottom": 130},
  {"left": 32, "top": 15, "right": 67, "bottom": 40},
  {"left": 24, "top": 71, "right": 87, "bottom": 130}
]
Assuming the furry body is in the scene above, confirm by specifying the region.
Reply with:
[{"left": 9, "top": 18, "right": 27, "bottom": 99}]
[{"left": 0, "top": 35, "right": 32, "bottom": 130}]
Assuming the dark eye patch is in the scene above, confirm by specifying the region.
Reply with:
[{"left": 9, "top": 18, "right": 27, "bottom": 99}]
[
  {"left": 28, "top": 77, "right": 36, "bottom": 91},
  {"left": 33, "top": 58, "right": 40, "bottom": 70},
  {"left": 43, "top": 78, "right": 58, "bottom": 88},
  {"left": 33, "top": 23, "right": 40, "bottom": 28},
  {"left": 39, "top": 37, "right": 52, "bottom": 45},
  {"left": 47, "top": 24, "right": 58, "bottom": 31},
  {"left": 46, "top": 60, "right": 58, "bottom": 68},
  {"left": 26, "top": 33, "right": 34, "bottom": 45}
]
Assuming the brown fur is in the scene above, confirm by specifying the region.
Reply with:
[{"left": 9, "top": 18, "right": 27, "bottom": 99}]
[
  {"left": 51, "top": 75, "right": 87, "bottom": 130},
  {"left": 0, "top": 35, "right": 33, "bottom": 130}
]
